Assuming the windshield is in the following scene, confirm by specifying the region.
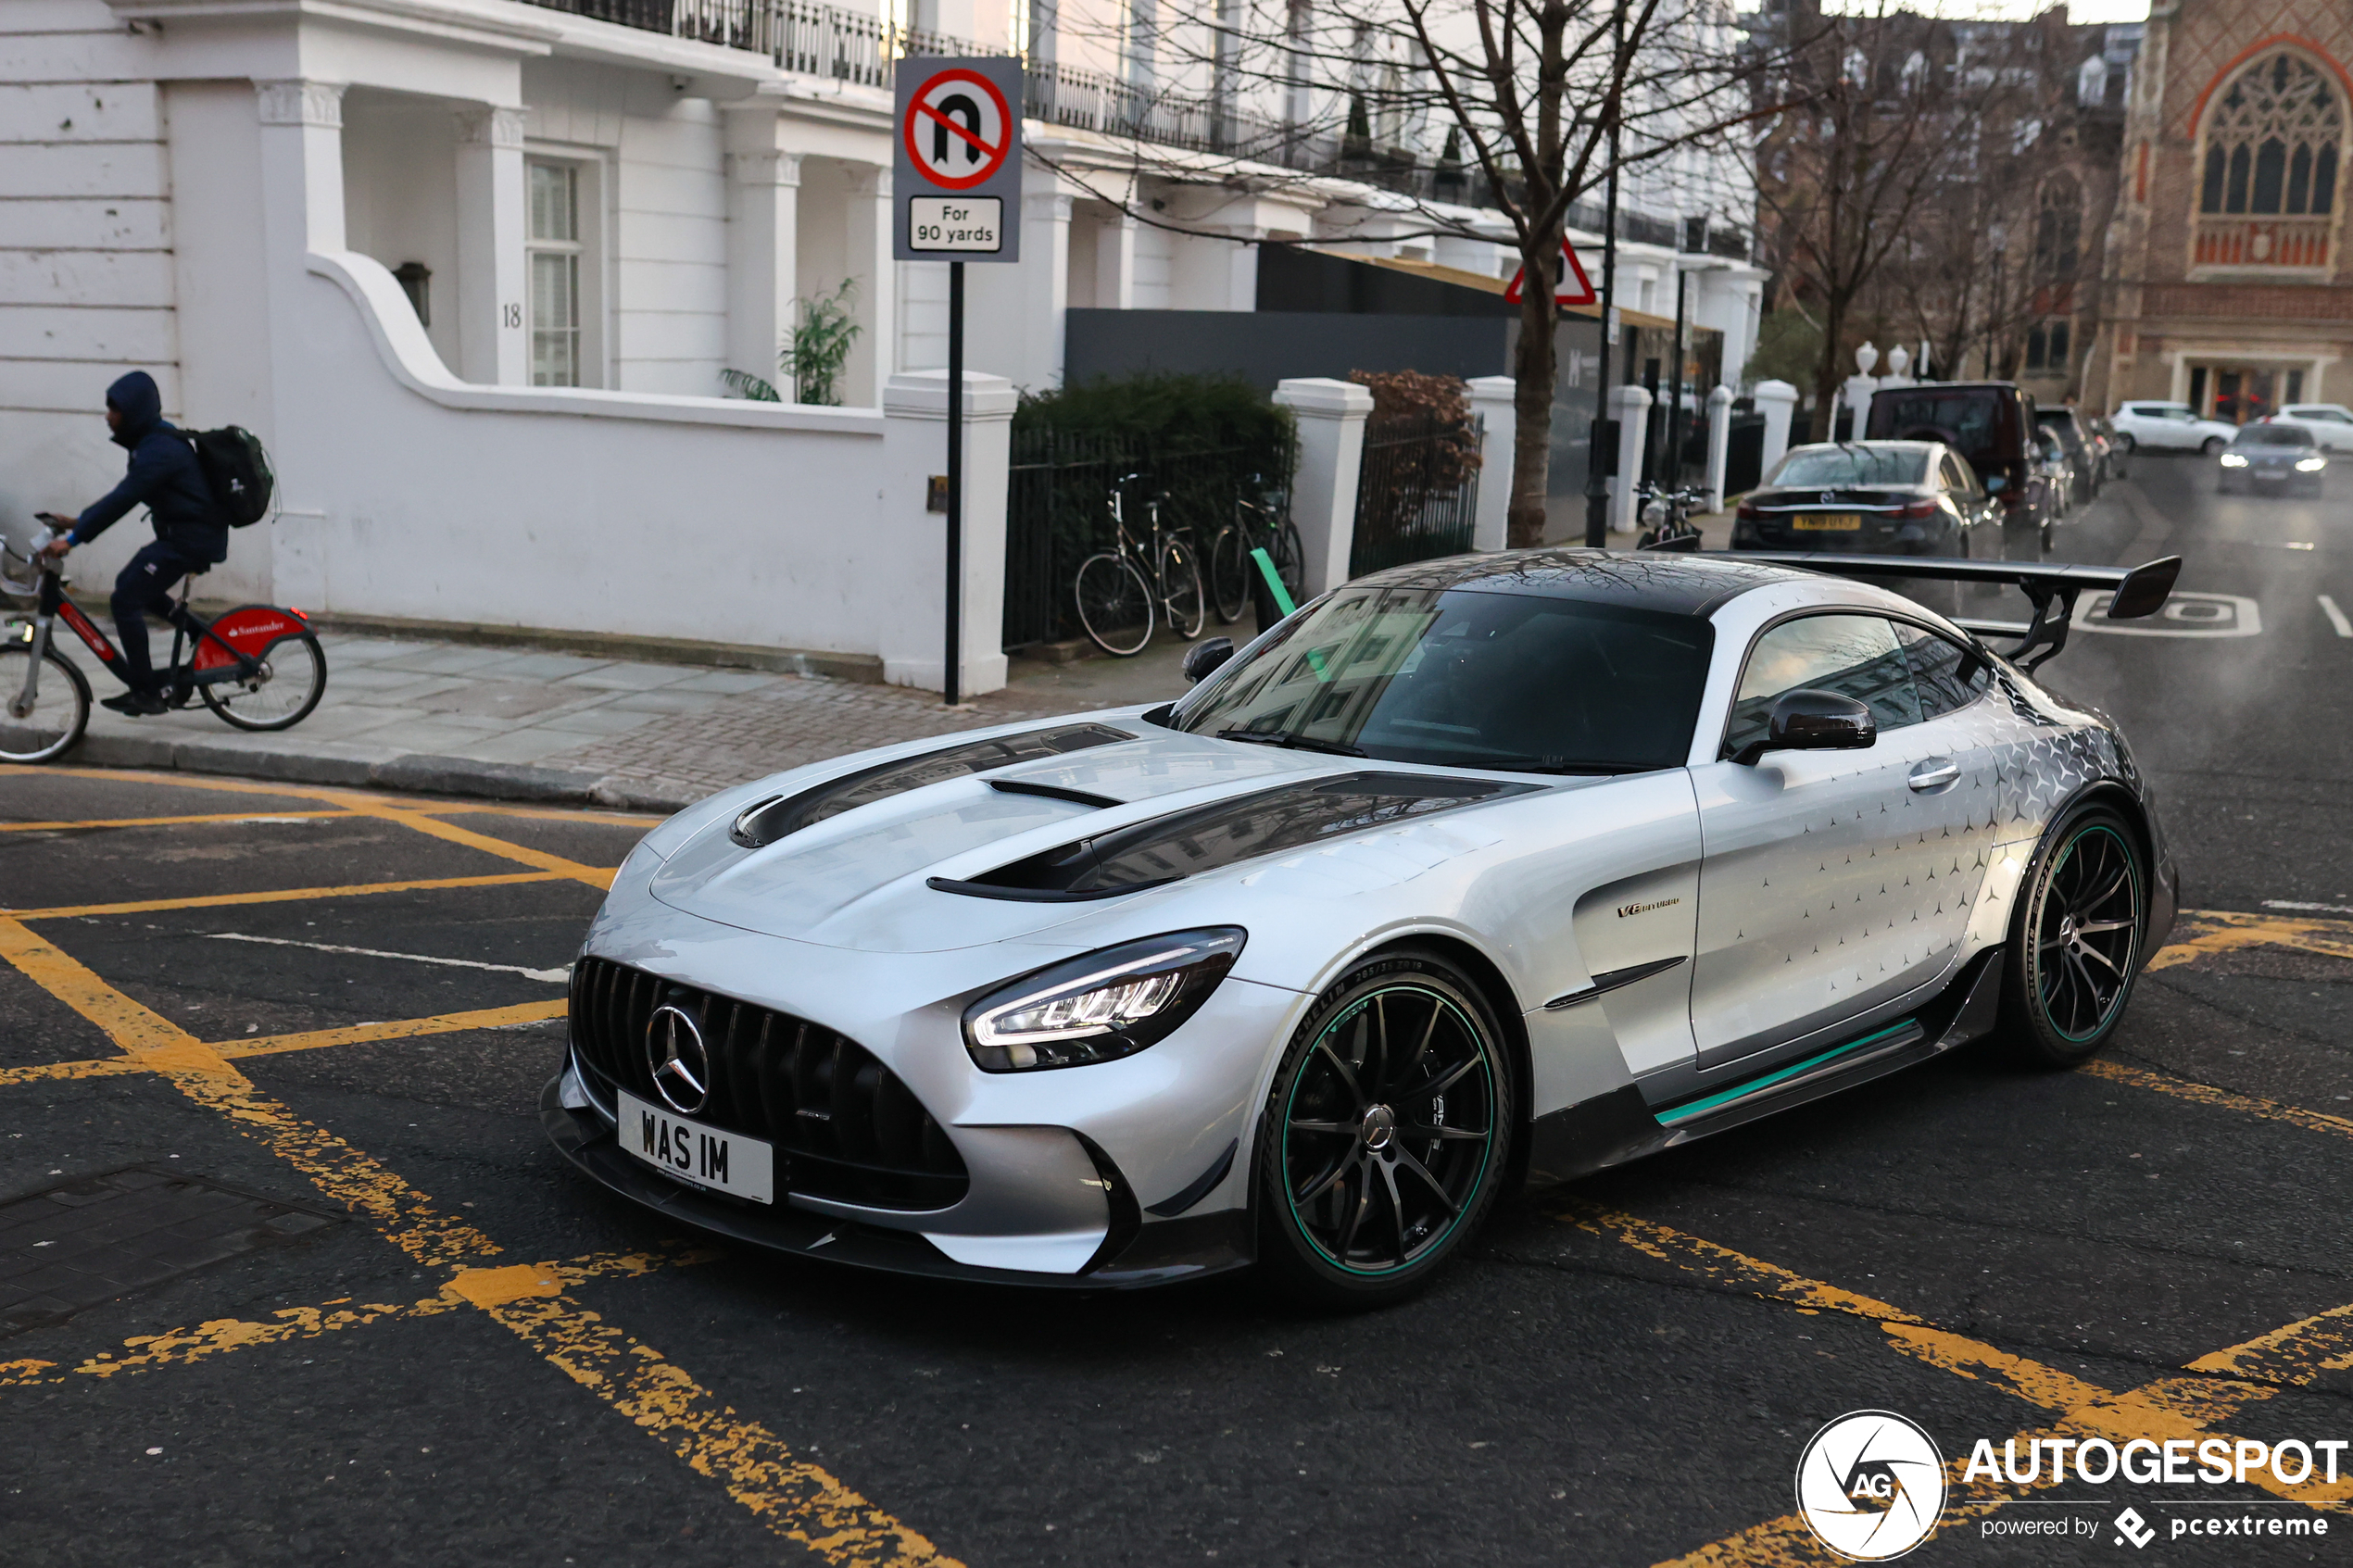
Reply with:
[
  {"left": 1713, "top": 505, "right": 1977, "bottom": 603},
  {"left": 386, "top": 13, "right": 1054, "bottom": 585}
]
[
  {"left": 1768, "top": 446, "right": 1931, "bottom": 487},
  {"left": 1168, "top": 586, "right": 1714, "bottom": 774},
  {"left": 2235, "top": 425, "right": 2314, "bottom": 446}
]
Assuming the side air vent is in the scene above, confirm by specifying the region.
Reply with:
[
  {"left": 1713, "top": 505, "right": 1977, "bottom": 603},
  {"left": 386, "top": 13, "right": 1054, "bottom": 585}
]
[
  {"left": 929, "top": 771, "right": 1537, "bottom": 900},
  {"left": 730, "top": 722, "right": 1134, "bottom": 847}
]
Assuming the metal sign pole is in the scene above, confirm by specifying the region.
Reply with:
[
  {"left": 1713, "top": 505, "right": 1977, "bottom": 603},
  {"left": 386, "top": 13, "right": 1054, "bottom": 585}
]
[{"left": 945, "top": 260, "right": 964, "bottom": 708}]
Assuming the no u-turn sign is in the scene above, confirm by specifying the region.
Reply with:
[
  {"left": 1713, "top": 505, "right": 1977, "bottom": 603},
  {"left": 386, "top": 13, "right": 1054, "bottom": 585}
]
[{"left": 894, "top": 56, "right": 1024, "bottom": 262}]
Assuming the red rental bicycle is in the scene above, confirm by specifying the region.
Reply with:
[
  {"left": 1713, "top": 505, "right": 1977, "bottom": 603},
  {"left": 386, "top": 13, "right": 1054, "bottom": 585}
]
[{"left": 1, "top": 519, "right": 327, "bottom": 764}]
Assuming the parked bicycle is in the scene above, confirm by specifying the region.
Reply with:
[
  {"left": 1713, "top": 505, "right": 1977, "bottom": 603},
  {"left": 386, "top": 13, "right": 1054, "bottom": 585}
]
[
  {"left": 1633, "top": 482, "right": 1708, "bottom": 552},
  {"left": 1074, "top": 477, "right": 1206, "bottom": 658},
  {"left": 1206, "top": 477, "right": 1304, "bottom": 626},
  {"left": 0, "top": 520, "right": 327, "bottom": 763}
]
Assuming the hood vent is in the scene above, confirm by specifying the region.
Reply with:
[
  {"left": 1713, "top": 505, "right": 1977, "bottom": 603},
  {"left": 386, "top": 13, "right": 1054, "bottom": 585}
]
[
  {"left": 730, "top": 722, "right": 1135, "bottom": 848},
  {"left": 929, "top": 771, "right": 1536, "bottom": 901}
]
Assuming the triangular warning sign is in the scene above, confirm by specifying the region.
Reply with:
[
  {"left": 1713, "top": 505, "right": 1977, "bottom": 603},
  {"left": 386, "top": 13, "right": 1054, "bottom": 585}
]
[{"left": 1504, "top": 242, "right": 1598, "bottom": 307}]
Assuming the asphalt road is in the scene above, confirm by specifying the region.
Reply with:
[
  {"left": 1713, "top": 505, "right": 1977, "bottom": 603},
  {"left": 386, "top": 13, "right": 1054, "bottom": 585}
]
[{"left": 2, "top": 461, "right": 2349, "bottom": 1568}]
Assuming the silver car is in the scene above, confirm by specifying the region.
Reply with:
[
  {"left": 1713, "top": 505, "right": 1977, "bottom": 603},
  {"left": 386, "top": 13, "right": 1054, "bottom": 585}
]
[{"left": 546, "top": 550, "right": 2183, "bottom": 1307}]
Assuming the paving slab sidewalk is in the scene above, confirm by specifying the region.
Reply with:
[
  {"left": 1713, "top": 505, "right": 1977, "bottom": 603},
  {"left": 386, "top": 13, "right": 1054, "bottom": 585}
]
[{"left": 52, "top": 629, "right": 1203, "bottom": 813}]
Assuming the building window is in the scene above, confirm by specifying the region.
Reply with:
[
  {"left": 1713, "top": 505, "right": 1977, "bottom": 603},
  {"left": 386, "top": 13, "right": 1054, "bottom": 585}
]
[
  {"left": 528, "top": 161, "right": 582, "bottom": 388},
  {"left": 2197, "top": 52, "right": 2343, "bottom": 218},
  {"left": 2025, "top": 320, "right": 2070, "bottom": 372}
]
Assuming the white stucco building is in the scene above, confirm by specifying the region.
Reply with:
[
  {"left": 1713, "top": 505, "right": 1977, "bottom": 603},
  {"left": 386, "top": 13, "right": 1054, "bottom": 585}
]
[{"left": 2, "top": 0, "right": 1760, "bottom": 679}]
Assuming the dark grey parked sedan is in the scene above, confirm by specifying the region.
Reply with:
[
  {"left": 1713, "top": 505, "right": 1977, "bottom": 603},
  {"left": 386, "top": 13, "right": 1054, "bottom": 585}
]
[
  {"left": 1732, "top": 440, "right": 1996, "bottom": 557},
  {"left": 2217, "top": 421, "right": 2328, "bottom": 496}
]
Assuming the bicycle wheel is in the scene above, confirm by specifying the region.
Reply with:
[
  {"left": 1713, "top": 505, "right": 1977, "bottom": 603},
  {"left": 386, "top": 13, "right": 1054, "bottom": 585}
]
[
  {"left": 199, "top": 628, "right": 327, "bottom": 731},
  {"left": 1075, "top": 552, "right": 1153, "bottom": 657},
  {"left": 1207, "top": 525, "right": 1252, "bottom": 625},
  {"left": 1158, "top": 535, "right": 1206, "bottom": 641},
  {"left": 0, "top": 646, "right": 92, "bottom": 764},
  {"left": 1271, "top": 521, "right": 1306, "bottom": 603}
]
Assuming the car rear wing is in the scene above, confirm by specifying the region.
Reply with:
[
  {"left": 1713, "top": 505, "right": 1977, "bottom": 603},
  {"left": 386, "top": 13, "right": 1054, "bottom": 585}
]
[{"left": 1698, "top": 550, "right": 2183, "bottom": 673}]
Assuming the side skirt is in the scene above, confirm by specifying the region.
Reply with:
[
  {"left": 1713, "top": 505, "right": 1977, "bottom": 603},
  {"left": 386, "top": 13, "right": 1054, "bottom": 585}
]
[{"left": 1520, "top": 949, "right": 2007, "bottom": 1185}]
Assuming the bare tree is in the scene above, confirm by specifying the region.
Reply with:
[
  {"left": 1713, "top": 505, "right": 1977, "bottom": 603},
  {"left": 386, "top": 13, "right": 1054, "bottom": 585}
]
[{"left": 1027, "top": 0, "right": 1773, "bottom": 546}]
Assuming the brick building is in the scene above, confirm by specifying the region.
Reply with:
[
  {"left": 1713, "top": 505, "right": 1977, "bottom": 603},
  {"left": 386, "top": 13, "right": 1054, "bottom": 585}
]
[{"left": 2095, "top": 1, "right": 2353, "bottom": 419}]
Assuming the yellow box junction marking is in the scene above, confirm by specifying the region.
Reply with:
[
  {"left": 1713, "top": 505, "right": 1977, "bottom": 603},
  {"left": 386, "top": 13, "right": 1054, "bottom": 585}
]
[
  {"left": 0, "top": 1000, "right": 573, "bottom": 1089},
  {"left": 1558, "top": 1207, "right": 2353, "bottom": 1566},
  {"left": 2148, "top": 907, "right": 2353, "bottom": 971},
  {"left": 2083, "top": 1058, "right": 2353, "bottom": 1143},
  {"left": 5, "top": 870, "right": 573, "bottom": 922},
  {"left": 0, "top": 770, "right": 958, "bottom": 1568}
]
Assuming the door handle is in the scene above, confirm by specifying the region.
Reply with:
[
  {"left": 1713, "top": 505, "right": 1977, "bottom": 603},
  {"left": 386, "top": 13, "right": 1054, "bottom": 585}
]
[{"left": 1908, "top": 759, "right": 1960, "bottom": 791}]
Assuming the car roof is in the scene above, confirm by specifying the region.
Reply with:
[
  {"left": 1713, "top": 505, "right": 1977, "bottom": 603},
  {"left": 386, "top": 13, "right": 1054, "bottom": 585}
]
[
  {"left": 2234, "top": 422, "right": 2313, "bottom": 439},
  {"left": 1777, "top": 439, "right": 1939, "bottom": 454},
  {"left": 1345, "top": 548, "right": 1811, "bottom": 617}
]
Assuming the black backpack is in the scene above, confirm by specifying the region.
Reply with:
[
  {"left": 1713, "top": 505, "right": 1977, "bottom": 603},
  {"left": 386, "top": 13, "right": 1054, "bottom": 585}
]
[{"left": 177, "top": 426, "right": 275, "bottom": 527}]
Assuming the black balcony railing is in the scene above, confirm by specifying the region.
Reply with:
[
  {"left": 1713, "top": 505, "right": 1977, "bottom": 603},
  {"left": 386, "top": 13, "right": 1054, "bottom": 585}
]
[{"left": 522, "top": 0, "right": 1727, "bottom": 231}]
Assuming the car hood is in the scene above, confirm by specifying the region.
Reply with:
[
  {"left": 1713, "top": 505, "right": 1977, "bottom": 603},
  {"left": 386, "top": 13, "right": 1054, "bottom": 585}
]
[{"left": 647, "top": 722, "right": 1351, "bottom": 952}]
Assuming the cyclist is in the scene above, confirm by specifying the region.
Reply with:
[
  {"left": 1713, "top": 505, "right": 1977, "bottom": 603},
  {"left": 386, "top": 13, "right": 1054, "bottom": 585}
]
[{"left": 35, "top": 370, "right": 227, "bottom": 715}]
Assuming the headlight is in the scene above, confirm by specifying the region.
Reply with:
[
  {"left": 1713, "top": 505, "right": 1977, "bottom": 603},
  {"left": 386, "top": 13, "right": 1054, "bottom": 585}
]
[
  {"left": 963, "top": 927, "right": 1247, "bottom": 1072},
  {"left": 2296, "top": 457, "right": 2327, "bottom": 471},
  {"left": 2219, "top": 453, "right": 2248, "bottom": 467}
]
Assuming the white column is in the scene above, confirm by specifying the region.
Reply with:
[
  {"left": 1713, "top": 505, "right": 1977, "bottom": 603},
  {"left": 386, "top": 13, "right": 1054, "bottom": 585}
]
[
  {"left": 726, "top": 123, "right": 800, "bottom": 395},
  {"left": 1753, "top": 380, "right": 1797, "bottom": 475},
  {"left": 879, "top": 370, "right": 1015, "bottom": 695},
  {"left": 1609, "top": 383, "right": 1652, "bottom": 533},
  {"left": 1466, "top": 375, "right": 1516, "bottom": 553},
  {"left": 254, "top": 79, "right": 346, "bottom": 607},
  {"left": 1273, "top": 377, "right": 1372, "bottom": 596},
  {"left": 455, "top": 105, "right": 528, "bottom": 386},
  {"left": 1704, "top": 384, "right": 1734, "bottom": 511},
  {"left": 1841, "top": 373, "right": 1880, "bottom": 439},
  {"left": 1022, "top": 189, "right": 1074, "bottom": 388},
  {"left": 1095, "top": 213, "right": 1139, "bottom": 309},
  {"left": 844, "top": 165, "right": 896, "bottom": 407}
]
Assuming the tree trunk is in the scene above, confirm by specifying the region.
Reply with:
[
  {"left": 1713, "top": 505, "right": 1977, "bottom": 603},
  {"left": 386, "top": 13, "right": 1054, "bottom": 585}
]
[
  {"left": 1812, "top": 294, "right": 1849, "bottom": 441},
  {"left": 1508, "top": 255, "right": 1560, "bottom": 549}
]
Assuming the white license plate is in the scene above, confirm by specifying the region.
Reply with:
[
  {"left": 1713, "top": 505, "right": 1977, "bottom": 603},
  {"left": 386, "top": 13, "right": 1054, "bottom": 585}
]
[{"left": 617, "top": 1089, "right": 774, "bottom": 1204}]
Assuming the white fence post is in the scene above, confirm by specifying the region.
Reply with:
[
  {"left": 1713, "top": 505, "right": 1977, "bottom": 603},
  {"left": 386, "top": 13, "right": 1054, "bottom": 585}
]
[
  {"left": 881, "top": 368, "right": 1015, "bottom": 696},
  {"left": 1274, "top": 377, "right": 1373, "bottom": 596},
  {"left": 1466, "top": 375, "right": 1516, "bottom": 552},
  {"left": 1609, "top": 383, "right": 1653, "bottom": 533},
  {"left": 1754, "top": 380, "right": 1798, "bottom": 476},
  {"left": 1705, "top": 384, "right": 1734, "bottom": 511}
]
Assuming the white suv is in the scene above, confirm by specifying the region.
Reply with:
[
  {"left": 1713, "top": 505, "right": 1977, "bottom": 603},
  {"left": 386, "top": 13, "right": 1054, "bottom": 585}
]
[
  {"left": 2111, "top": 401, "right": 2240, "bottom": 454},
  {"left": 2271, "top": 404, "right": 2353, "bottom": 453}
]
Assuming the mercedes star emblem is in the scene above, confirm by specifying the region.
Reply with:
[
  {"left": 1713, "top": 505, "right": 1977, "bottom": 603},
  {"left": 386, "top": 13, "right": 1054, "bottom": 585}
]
[{"left": 644, "top": 1004, "right": 711, "bottom": 1115}]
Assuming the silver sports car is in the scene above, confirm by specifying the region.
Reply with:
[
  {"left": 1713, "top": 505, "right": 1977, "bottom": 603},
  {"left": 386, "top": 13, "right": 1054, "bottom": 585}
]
[{"left": 544, "top": 548, "right": 2184, "bottom": 1306}]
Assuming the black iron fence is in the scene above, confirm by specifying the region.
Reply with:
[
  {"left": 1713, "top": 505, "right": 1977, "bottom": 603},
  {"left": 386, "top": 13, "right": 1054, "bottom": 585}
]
[
  {"left": 1349, "top": 411, "right": 1482, "bottom": 578},
  {"left": 1002, "top": 431, "right": 1293, "bottom": 651}
]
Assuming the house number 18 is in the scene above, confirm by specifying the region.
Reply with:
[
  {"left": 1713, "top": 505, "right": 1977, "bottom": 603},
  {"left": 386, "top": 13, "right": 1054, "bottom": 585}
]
[{"left": 502, "top": 303, "right": 522, "bottom": 329}]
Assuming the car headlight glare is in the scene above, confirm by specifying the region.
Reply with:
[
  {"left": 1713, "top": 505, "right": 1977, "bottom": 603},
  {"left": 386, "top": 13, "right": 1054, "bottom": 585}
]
[
  {"left": 2296, "top": 457, "right": 2327, "bottom": 471},
  {"left": 963, "top": 927, "right": 1246, "bottom": 1072},
  {"left": 2219, "top": 453, "right": 2248, "bottom": 467}
]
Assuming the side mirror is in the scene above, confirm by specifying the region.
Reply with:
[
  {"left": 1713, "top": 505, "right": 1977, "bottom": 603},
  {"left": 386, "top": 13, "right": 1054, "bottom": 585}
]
[
  {"left": 1985, "top": 474, "right": 2007, "bottom": 494},
  {"left": 1735, "top": 689, "right": 1877, "bottom": 765},
  {"left": 1181, "top": 636, "right": 1236, "bottom": 684}
]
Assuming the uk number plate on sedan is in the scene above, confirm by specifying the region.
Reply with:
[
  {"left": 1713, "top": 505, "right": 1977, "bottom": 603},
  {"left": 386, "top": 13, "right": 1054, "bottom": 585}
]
[
  {"left": 1794, "top": 513, "right": 1863, "bottom": 531},
  {"left": 617, "top": 1089, "right": 774, "bottom": 1203}
]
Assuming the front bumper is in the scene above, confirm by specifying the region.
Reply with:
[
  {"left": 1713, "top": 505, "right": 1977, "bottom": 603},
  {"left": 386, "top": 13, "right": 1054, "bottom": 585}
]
[{"left": 542, "top": 1074, "right": 1251, "bottom": 1288}]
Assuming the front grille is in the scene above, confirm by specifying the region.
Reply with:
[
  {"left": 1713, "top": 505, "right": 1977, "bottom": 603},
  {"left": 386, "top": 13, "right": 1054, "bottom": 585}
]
[{"left": 569, "top": 957, "right": 969, "bottom": 1211}]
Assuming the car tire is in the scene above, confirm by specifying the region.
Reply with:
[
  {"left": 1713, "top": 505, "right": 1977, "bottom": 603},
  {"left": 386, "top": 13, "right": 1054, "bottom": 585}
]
[
  {"left": 2202, "top": 436, "right": 2227, "bottom": 457},
  {"left": 1254, "top": 947, "right": 1517, "bottom": 1310},
  {"left": 2115, "top": 433, "right": 2136, "bottom": 455},
  {"left": 1997, "top": 802, "right": 2149, "bottom": 1069}
]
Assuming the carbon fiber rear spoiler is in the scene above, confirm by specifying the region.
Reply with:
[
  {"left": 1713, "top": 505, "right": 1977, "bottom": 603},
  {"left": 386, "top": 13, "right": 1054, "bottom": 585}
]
[{"left": 1699, "top": 550, "right": 2183, "bottom": 674}]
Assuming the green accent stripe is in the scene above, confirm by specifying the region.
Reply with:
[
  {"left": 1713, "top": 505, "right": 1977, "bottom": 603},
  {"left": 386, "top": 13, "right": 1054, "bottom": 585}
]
[
  {"left": 1655, "top": 1017, "right": 1920, "bottom": 1126},
  {"left": 1249, "top": 547, "right": 1297, "bottom": 616}
]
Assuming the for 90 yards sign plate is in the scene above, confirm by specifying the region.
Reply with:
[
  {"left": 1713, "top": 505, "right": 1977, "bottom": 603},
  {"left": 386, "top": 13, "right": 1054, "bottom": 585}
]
[{"left": 893, "top": 56, "right": 1024, "bottom": 263}]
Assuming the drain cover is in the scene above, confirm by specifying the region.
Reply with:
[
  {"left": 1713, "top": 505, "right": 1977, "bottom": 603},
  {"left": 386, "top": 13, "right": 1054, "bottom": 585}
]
[{"left": 0, "top": 1166, "right": 338, "bottom": 1336}]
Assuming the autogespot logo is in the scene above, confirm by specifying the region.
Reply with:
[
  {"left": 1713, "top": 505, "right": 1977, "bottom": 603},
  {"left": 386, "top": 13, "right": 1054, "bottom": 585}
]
[{"left": 1795, "top": 1411, "right": 1949, "bottom": 1561}]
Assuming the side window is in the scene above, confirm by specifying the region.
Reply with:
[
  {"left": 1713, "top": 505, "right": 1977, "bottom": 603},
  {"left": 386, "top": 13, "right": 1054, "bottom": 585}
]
[
  {"left": 1723, "top": 615, "right": 1922, "bottom": 759},
  {"left": 1898, "top": 623, "right": 1992, "bottom": 720},
  {"left": 1941, "top": 454, "right": 1977, "bottom": 495}
]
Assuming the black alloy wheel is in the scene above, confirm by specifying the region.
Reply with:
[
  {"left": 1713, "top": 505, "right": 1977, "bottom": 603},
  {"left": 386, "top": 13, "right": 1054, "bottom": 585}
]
[
  {"left": 1256, "top": 948, "right": 1515, "bottom": 1308},
  {"left": 2202, "top": 435, "right": 2228, "bottom": 457},
  {"left": 2001, "top": 803, "right": 2147, "bottom": 1067}
]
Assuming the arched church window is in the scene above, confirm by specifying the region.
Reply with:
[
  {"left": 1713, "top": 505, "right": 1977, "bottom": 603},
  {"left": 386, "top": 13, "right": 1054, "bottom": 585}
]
[{"left": 2198, "top": 50, "right": 2343, "bottom": 218}]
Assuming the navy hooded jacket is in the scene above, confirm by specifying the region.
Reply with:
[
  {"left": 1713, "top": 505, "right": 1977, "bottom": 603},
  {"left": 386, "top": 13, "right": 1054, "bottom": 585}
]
[{"left": 69, "top": 370, "right": 228, "bottom": 565}]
